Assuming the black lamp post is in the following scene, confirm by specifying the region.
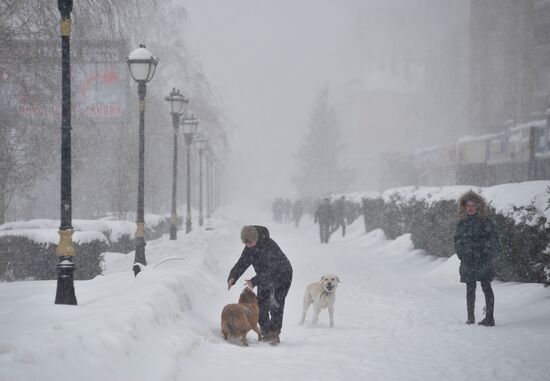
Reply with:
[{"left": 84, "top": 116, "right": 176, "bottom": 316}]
[
  {"left": 204, "top": 145, "right": 215, "bottom": 230},
  {"left": 214, "top": 160, "right": 221, "bottom": 211},
  {"left": 205, "top": 145, "right": 212, "bottom": 220},
  {"left": 55, "top": 0, "right": 76, "bottom": 305},
  {"left": 194, "top": 134, "right": 208, "bottom": 227},
  {"left": 127, "top": 44, "right": 158, "bottom": 276},
  {"left": 164, "top": 88, "right": 188, "bottom": 240},
  {"left": 207, "top": 150, "right": 217, "bottom": 219},
  {"left": 182, "top": 114, "right": 199, "bottom": 233}
]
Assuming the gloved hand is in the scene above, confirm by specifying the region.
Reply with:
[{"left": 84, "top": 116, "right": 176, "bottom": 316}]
[
  {"left": 227, "top": 278, "right": 235, "bottom": 290},
  {"left": 244, "top": 279, "right": 254, "bottom": 290}
]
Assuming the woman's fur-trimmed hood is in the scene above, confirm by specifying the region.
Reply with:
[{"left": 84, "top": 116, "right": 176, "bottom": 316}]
[{"left": 458, "top": 190, "right": 489, "bottom": 218}]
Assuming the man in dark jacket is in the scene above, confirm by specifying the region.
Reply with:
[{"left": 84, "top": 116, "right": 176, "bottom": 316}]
[
  {"left": 292, "top": 199, "right": 304, "bottom": 227},
  {"left": 314, "top": 198, "right": 334, "bottom": 243},
  {"left": 227, "top": 225, "right": 293, "bottom": 344},
  {"left": 332, "top": 196, "right": 347, "bottom": 237},
  {"left": 454, "top": 191, "right": 501, "bottom": 326}
]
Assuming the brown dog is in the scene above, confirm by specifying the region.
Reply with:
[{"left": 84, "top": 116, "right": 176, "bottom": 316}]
[{"left": 221, "top": 288, "right": 261, "bottom": 346}]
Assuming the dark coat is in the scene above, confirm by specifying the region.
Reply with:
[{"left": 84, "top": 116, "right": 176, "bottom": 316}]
[
  {"left": 333, "top": 197, "right": 346, "bottom": 221},
  {"left": 227, "top": 226, "right": 293, "bottom": 291},
  {"left": 315, "top": 201, "right": 334, "bottom": 225},
  {"left": 454, "top": 191, "right": 501, "bottom": 283}
]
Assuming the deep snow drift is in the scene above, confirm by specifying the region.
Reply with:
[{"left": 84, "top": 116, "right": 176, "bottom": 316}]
[{"left": 1, "top": 204, "right": 549, "bottom": 381}]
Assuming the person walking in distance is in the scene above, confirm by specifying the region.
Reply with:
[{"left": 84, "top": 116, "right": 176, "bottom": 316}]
[
  {"left": 454, "top": 191, "right": 501, "bottom": 326},
  {"left": 292, "top": 199, "right": 304, "bottom": 227},
  {"left": 314, "top": 198, "right": 334, "bottom": 243},
  {"left": 332, "top": 195, "right": 347, "bottom": 237}
]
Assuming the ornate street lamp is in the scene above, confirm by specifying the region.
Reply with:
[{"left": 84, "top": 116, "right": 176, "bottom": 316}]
[
  {"left": 194, "top": 134, "right": 208, "bottom": 227},
  {"left": 181, "top": 114, "right": 199, "bottom": 233},
  {"left": 164, "top": 88, "right": 188, "bottom": 240},
  {"left": 55, "top": 0, "right": 77, "bottom": 305},
  {"left": 127, "top": 44, "right": 158, "bottom": 276}
]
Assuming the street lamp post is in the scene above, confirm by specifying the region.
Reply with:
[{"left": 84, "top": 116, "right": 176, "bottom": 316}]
[
  {"left": 195, "top": 134, "right": 208, "bottom": 227},
  {"left": 211, "top": 157, "right": 218, "bottom": 213},
  {"left": 205, "top": 146, "right": 212, "bottom": 220},
  {"left": 127, "top": 44, "right": 158, "bottom": 276},
  {"left": 55, "top": 0, "right": 77, "bottom": 305},
  {"left": 164, "top": 88, "right": 188, "bottom": 240},
  {"left": 182, "top": 115, "right": 199, "bottom": 233},
  {"left": 215, "top": 161, "right": 221, "bottom": 211}
]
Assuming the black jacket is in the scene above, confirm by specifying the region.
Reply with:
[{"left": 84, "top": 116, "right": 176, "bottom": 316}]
[
  {"left": 315, "top": 202, "right": 334, "bottom": 225},
  {"left": 454, "top": 215, "right": 501, "bottom": 283},
  {"left": 227, "top": 226, "right": 293, "bottom": 290}
]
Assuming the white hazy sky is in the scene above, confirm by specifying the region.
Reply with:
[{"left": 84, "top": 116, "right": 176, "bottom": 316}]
[
  {"left": 183, "top": 0, "right": 361, "bottom": 202},
  {"left": 182, "top": 0, "right": 469, "bottom": 204}
]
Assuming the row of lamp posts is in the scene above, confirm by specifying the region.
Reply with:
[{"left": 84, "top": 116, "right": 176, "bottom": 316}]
[
  {"left": 164, "top": 88, "right": 188, "bottom": 241},
  {"left": 128, "top": 49, "right": 212, "bottom": 275},
  {"left": 54, "top": 0, "right": 219, "bottom": 303},
  {"left": 162, "top": 90, "right": 210, "bottom": 238}
]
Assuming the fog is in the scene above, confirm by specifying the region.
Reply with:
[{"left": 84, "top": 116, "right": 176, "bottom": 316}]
[
  {"left": 184, "top": 0, "right": 469, "bottom": 203},
  {"left": 0, "top": 0, "right": 472, "bottom": 222}
]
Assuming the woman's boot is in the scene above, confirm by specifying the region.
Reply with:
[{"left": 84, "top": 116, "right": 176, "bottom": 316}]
[
  {"left": 478, "top": 306, "right": 495, "bottom": 326},
  {"left": 466, "top": 301, "right": 475, "bottom": 325},
  {"left": 466, "top": 282, "right": 476, "bottom": 324},
  {"left": 478, "top": 282, "right": 495, "bottom": 326}
]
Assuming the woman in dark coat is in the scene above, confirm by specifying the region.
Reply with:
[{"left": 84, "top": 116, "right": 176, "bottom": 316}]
[
  {"left": 454, "top": 191, "right": 501, "bottom": 326},
  {"left": 227, "top": 225, "right": 293, "bottom": 344}
]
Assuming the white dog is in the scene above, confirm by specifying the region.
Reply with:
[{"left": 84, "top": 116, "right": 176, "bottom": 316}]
[{"left": 299, "top": 274, "right": 340, "bottom": 328}]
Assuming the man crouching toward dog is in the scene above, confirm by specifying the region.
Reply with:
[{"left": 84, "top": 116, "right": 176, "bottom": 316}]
[{"left": 227, "top": 225, "right": 293, "bottom": 345}]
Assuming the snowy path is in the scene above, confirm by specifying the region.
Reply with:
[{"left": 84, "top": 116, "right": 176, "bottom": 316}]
[
  {"left": 175, "top": 215, "right": 550, "bottom": 381},
  {"left": 1, "top": 209, "right": 549, "bottom": 381}
]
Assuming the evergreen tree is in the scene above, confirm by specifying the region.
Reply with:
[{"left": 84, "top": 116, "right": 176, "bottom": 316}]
[{"left": 292, "top": 86, "right": 352, "bottom": 198}]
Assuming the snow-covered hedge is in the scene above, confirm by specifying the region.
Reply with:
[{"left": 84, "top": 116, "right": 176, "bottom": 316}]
[
  {"left": 0, "top": 234, "right": 108, "bottom": 281},
  {"left": 357, "top": 182, "right": 550, "bottom": 284},
  {"left": 0, "top": 214, "right": 178, "bottom": 281}
]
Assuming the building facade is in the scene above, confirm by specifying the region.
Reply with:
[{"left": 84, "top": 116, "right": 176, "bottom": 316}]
[{"left": 469, "top": 0, "right": 550, "bottom": 134}]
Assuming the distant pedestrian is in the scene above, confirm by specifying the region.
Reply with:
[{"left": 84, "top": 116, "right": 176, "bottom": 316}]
[
  {"left": 332, "top": 196, "right": 347, "bottom": 237},
  {"left": 345, "top": 200, "right": 358, "bottom": 225},
  {"left": 272, "top": 198, "right": 283, "bottom": 223},
  {"left": 454, "top": 191, "right": 501, "bottom": 326},
  {"left": 292, "top": 199, "right": 304, "bottom": 227},
  {"left": 314, "top": 198, "right": 334, "bottom": 243},
  {"left": 283, "top": 198, "right": 292, "bottom": 223}
]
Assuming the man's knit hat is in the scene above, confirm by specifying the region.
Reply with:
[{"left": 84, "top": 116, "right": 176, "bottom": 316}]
[{"left": 241, "top": 225, "right": 258, "bottom": 243}]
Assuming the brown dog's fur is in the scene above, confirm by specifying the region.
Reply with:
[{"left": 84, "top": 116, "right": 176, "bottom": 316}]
[{"left": 221, "top": 288, "right": 261, "bottom": 346}]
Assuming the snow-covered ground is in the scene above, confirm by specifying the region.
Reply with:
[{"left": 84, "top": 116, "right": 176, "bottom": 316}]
[{"left": 1, "top": 203, "right": 549, "bottom": 381}]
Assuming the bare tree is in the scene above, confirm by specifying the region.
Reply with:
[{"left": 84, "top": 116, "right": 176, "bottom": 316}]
[{"left": 0, "top": 0, "right": 231, "bottom": 223}]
